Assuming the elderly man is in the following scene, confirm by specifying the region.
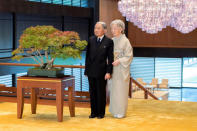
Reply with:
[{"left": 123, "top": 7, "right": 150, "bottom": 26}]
[{"left": 84, "top": 22, "right": 114, "bottom": 119}]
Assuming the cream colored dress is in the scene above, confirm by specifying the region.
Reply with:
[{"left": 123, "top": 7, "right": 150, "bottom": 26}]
[{"left": 108, "top": 34, "right": 133, "bottom": 116}]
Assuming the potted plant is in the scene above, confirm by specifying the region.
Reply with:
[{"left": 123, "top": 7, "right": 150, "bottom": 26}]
[{"left": 12, "top": 25, "right": 87, "bottom": 77}]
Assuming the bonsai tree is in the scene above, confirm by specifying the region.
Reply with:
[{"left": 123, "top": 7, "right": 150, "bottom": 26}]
[{"left": 12, "top": 25, "right": 87, "bottom": 69}]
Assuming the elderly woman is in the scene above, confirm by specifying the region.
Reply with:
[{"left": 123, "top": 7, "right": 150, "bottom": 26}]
[{"left": 108, "top": 19, "right": 133, "bottom": 118}]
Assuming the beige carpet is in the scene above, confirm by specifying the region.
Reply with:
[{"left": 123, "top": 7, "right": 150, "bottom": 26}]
[{"left": 0, "top": 99, "right": 197, "bottom": 131}]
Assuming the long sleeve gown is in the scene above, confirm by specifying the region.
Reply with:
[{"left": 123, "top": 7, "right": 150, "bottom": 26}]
[{"left": 108, "top": 34, "right": 133, "bottom": 116}]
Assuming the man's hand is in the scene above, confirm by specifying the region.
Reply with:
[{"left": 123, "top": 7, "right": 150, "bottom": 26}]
[
  {"left": 105, "top": 73, "right": 111, "bottom": 80},
  {"left": 112, "top": 60, "right": 120, "bottom": 66}
]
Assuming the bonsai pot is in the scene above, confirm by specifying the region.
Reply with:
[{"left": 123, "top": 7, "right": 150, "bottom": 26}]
[{"left": 27, "top": 67, "right": 64, "bottom": 78}]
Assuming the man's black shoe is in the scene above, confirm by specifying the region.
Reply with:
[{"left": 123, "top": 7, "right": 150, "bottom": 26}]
[
  {"left": 89, "top": 114, "right": 97, "bottom": 118},
  {"left": 97, "top": 115, "right": 104, "bottom": 119}
]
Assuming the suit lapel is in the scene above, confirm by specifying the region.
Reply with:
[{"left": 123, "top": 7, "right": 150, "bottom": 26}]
[
  {"left": 92, "top": 35, "right": 106, "bottom": 60},
  {"left": 98, "top": 35, "right": 106, "bottom": 48}
]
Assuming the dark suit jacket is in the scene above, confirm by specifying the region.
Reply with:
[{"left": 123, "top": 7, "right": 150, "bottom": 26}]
[{"left": 84, "top": 35, "right": 114, "bottom": 78}]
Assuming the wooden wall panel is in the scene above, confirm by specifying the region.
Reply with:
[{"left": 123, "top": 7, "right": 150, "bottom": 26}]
[
  {"left": 129, "top": 23, "right": 197, "bottom": 48},
  {"left": 99, "top": 0, "right": 124, "bottom": 37}
]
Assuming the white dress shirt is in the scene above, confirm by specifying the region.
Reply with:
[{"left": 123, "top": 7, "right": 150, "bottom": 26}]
[{"left": 97, "top": 35, "right": 104, "bottom": 42}]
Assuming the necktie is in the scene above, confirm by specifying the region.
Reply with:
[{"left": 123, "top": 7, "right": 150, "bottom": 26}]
[{"left": 97, "top": 38, "right": 101, "bottom": 46}]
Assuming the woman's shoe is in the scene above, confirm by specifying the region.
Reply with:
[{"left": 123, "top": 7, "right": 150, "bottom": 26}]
[{"left": 114, "top": 114, "right": 125, "bottom": 118}]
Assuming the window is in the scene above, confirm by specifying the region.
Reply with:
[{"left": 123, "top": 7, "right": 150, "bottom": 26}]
[
  {"left": 130, "top": 57, "right": 155, "bottom": 83},
  {"left": 16, "top": 72, "right": 27, "bottom": 77},
  {"left": 82, "top": 69, "right": 89, "bottom": 91},
  {"left": 28, "top": 0, "right": 89, "bottom": 8},
  {"left": 41, "top": 0, "right": 51, "bottom": 3},
  {"left": 183, "top": 57, "right": 197, "bottom": 87},
  {"left": 0, "top": 75, "right": 12, "bottom": 87},
  {"left": 72, "top": 0, "right": 80, "bottom": 7},
  {"left": 130, "top": 57, "right": 183, "bottom": 87},
  {"left": 52, "top": 0, "right": 63, "bottom": 4},
  {"left": 63, "top": 0, "right": 72, "bottom": 6},
  {"left": 155, "top": 58, "right": 182, "bottom": 87},
  {"left": 81, "top": 0, "right": 89, "bottom": 7}
]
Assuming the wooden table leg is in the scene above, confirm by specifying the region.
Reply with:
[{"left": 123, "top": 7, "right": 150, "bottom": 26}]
[
  {"left": 31, "top": 88, "right": 38, "bottom": 114},
  {"left": 68, "top": 85, "right": 75, "bottom": 117},
  {"left": 56, "top": 84, "right": 64, "bottom": 122},
  {"left": 17, "top": 83, "right": 24, "bottom": 119}
]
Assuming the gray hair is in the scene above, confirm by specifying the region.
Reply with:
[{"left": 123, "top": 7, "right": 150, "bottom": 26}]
[
  {"left": 110, "top": 19, "right": 125, "bottom": 34},
  {"left": 96, "top": 21, "right": 107, "bottom": 29}
]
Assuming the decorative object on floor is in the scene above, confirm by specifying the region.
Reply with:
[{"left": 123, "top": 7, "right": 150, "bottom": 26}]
[
  {"left": 12, "top": 25, "right": 87, "bottom": 77},
  {"left": 118, "top": 0, "right": 197, "bottom": 34}
]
